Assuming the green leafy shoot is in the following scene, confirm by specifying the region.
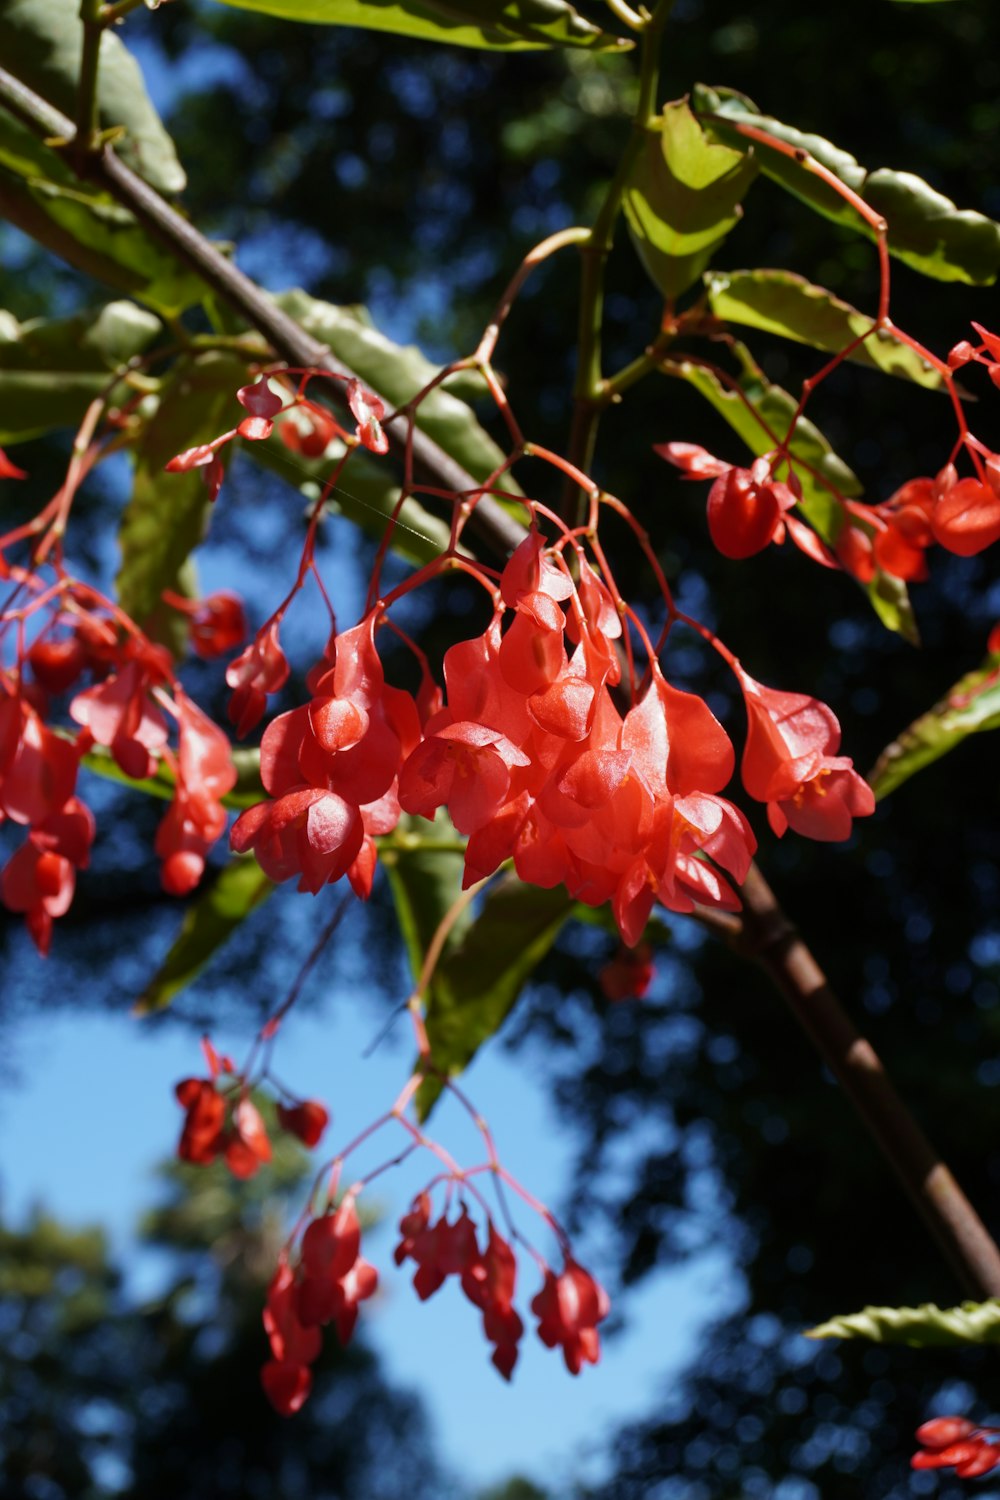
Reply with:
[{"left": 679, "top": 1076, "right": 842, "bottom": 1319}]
[
  {"left": 807, "top": 1299, "right": 1000, "bottom": 1347},
  {"left": 869, "top": 647, "right": 1000, "bottom": 798}
]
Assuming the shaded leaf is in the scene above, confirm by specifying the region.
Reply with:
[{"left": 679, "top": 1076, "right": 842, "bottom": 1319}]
[
  {"left": 0, "top": 299, "right": 162, "bottom": 443},
  {"left": 624, "top": 100, "right": 757, "bottom": 299},
  {"left": 0, "top": 0, "right": 186, "bottom": 194},
  {"left": 0, "top": 108, "right": 206, "bottom": 316},
  {"left": 417, "top": 875, "right": 575, "bottom": 1118},
  {"left": 665, "top": 349, "right": 918, "bottom": 642},
  {"left": 381, "top": 810, "right": 471, "bottom": 988},
  {"left": 694, "top": 85, "right": 1000, "bottom": 285},
  {"left": 807, "top": 1298, "right": 1000, "bottom": 1347},
  {"left": 275, "top": 290, "right": 521, "bottom": 493},
  {"left": 210, "top": 0, "right": 629, "bottom": 51},
  {"left": 247, "top": 430, "right": 452, "bottom": 566},
  {"left": 134, "top": 855, "right": 274, "bottom": 1015},
  {"left": 116, "top": 352, "right": 247, "bottom": 628},
  {"left": 869, "top": 650, "right": 1000, "bottom": 798},
  {"left": 705, "top": 269, "right": 946, "bottom": 390}
]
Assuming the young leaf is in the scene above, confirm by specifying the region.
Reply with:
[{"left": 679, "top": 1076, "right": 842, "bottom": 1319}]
[
  {"left": 0, "top": 300, "right": 162, "bottom": 443},
  {"left": 134, "top": 856, "right": 274, "bottom": 1015},
  {"left": 275, "top": 290, "right": 521, "bottom": 493},
  {"left": 869, "top": 650, "right": 1000, "bottom": 799},
  {"left": 210, "top": 0, "right": 630, "bottom": 52},
  {"left": 0, "top": 109, "right": 206, "bottom": 316},
  {"left": 665, "top": 351, "right": 918, "bottom": 642},
  {"left": 704, "top": 269, "right": 946, "bottom": 390},
  {"left": 117, "top": 352, "right": 247, "bottom": 629},
  {"left": 693, "top": 85, "right": 1000, "bottom": 285},
  {"left": 0, "top": 0, "right": 186, "bottom": 194},
  {"left": 624, "top": 101, "right": 758, "bottom": 299},
  {"left": 807, "top": 1299, "right": 1000, "bottom": 1347},
  {"left": 415, "top": 875, "right": 575, "bottom": 1119}
]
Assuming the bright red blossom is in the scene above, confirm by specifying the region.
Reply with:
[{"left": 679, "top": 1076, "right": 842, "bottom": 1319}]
[{"left": 736, "top": 665, "right": 875, "bottom": 841}]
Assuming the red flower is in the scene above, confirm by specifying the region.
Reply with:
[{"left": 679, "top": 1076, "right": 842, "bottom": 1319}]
[
  {"left": 705, "top": 459, "right": 798, "bottom": 560},
  {"left": 226, "top": 621, "right": 291, "bottom": 737},
  {"left": 276, "top": 1098, "right": 330, "bottom": 1147},
  {"left": 736, "top": 665, "right": 874, "bottom": 841},
  {"left": 175, "top": 1077, "right": 226, "bottom": 1166},
  {"left": 346, "top": 377, "right": 389, "bottom": 455},
  {"left": 70, "top": 658, "right": 170, "bottom": 780},
  {"left": 531, "top": 1258, "right": 609, "bottom": 1375},
  {"left": 2, "top": 838, "right": 75, "bottom": 956}
]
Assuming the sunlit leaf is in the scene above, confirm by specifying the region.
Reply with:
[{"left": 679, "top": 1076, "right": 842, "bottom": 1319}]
[
  {"left": 869, "top": 650, "right": 1000, "bottom": 798},
  {"left": 705, "top": 269, "right": 946, "bottom": 389},
  {"left": 0, "top": 0, "right": 186, "bottom": 193},
  {"left": 117, "top": 352, "right": 247, "bottom": 628},
  {"left": 624, "top": 100, "right": 757, "bottom": 299},
  {"left": 210, "top": 0, "right": 629, "bottom": 51},
  {"left": 0, "top": 109, "right": 206, "bottom": 316},
  {"left": 808, "top": 1298, "right": 1000, "bottom": 1347},
  {"left": 134, "top": 855, "right": 274, "bottom": 1015},
  {"left": 694, "top": 85, "right": 1000, "bottom": 285}
]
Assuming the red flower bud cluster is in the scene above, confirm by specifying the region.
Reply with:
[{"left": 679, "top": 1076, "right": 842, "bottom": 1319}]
[
  {"left": 174, "top": 1037, "right": 329, "bottom": 1176},
  {"left": 394, "top": 1195, "right": 525, "bottom": 1378},
  {"left": 658, "top": 331, "right": 1000, "bottom": 584},
  {"left": 912, "top": 1418, "right": 1000, "bottom": 1478},
  {"left": 262, "top": 1195, "right": 378, "bottom": 1415}
]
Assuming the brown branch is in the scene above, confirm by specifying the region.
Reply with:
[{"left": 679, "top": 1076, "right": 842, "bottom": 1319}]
[
  {"left": 702, "top": 862, "right": 1000, "bottom": 1299},
  {"left": 0, "top": 64, "right": 526, "bottom": 559}
]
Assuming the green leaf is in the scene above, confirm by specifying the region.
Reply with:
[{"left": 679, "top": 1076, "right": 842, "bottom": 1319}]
[
  {"left": 693, "top": 85, "right": 1000, "bottom": 285},
  {"left": 0, "top": 109, "right": 207, "bottom": 316},
  {"left": 624, "top": 100, "right": 758, "bottom": 300},
  {"left": 209, "top": 0, "right": 629, "bottom": 51},
  {"left": 0, "top": 0, "right": 186, "bottom": 194},
  {"left": 0, "top": 300, "right": 162, "bottom": 443},
  {"left": 134, "top": 856, "right": 274, "bottom": 1015},
  {"left": 807, "top": 1298, "right": 1000, "bottom": 1347},
  {"left": 117, "top": 352, "right": 247, "bottom": 628},
  {"left": 418, "top": 875, "right": 574, "bottom": 1118},
  {"left": 381, "top": 811, "right": 472, "bottom": 989},
  {"left": 869, "top": 651, "right": 1000, "bottom": 798},
  {"left": 704, "top": 269, "right": 947, "bottom": 390},
  {"left": 275, "top": 290, "right": 521, "bottom": 494},
  {"left": 246, "top": 430, "right": 452, "bottom": 566},
  {"left": 665, "top": 349, "right": 918, "bottom": 642}
]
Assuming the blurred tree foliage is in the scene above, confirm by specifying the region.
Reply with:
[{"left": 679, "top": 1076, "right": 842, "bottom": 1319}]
[
  {"left": 0, "top": 1138, "right": 453, "bottom": 1498},
  {"left": 3, "top": 1, "right": 1000, "bottom": 1496}
]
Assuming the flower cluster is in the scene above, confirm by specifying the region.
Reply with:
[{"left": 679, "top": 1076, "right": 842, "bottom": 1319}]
[
  {"left": 174, "top": 1037, "right": 328, "bottom": 1175},
  {"left": 228, "top": 522, "right": 875, "bottom": 943},
  {"left": 262, "top": 1195, "right": 378, "bottom": 1415},
  {"left": 659, "top": 323, "right": 1000, "bottom": 586}
]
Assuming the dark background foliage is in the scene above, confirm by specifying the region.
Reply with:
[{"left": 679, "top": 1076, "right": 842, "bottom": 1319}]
[{"left": 3, "top": 0, "right": 1000, "bottom": 1495}]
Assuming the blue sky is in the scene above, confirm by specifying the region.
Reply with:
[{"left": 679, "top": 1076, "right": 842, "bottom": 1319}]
[{"left": 0, "top": 955, "right": 738, "bottom": 1491}]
